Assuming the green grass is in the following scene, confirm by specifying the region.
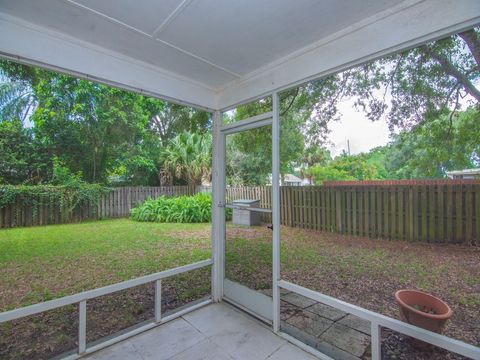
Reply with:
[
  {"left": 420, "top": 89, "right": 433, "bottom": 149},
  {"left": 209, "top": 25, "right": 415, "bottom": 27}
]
[
  {"left": 0, "top": 219, "right": 211, "bottom": 310},
  {"left": 0, "top": 219, "right": 478, "bottom": 347}
]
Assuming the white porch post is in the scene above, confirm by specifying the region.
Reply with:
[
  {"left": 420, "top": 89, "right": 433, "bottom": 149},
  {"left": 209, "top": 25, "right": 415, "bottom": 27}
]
[
  {"left": 211, "top": 110, "right": 225, "bottom": 302},
  {"left": 272, "top": 92, "right": 281, "bottom": 332}
]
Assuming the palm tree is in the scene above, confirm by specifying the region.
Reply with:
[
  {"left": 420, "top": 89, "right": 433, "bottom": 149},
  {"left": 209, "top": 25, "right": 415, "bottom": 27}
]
[
  {"left": 0, "top": 77, "right": 37, "bottom": 123},
  {"left": 160, "top": 131, "right": 212, "bottom": 186}
]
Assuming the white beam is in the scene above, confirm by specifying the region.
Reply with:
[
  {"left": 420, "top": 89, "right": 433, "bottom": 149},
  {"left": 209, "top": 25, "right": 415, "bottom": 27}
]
[
  {"left": 0, "top": 13, "right": 216, "bottom": 111},
  {"left": 271, "top": 92, "right": 281, "bottom": 333},
  {"left": 211, "top": 110, "right": 225, "bottom": 302},
  {"left": 216, "top": 0, "right": 480, "bottom": 110}
]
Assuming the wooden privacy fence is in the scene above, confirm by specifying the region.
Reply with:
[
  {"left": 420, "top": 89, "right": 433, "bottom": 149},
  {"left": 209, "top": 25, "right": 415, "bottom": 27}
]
[
  {"left": 1, "top": 183, "right": 479, "bottom": 245},
  {"left": 226, "top": 182, "right": 480, "bottom": 245},
  {"left": 0, "top": 186, "right": 196, "bottom": 228}
]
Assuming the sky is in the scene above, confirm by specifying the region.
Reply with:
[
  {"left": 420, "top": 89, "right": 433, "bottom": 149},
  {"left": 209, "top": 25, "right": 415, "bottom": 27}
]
[{"left": 327, "top": 98, "right": 391, "bottom": 157}]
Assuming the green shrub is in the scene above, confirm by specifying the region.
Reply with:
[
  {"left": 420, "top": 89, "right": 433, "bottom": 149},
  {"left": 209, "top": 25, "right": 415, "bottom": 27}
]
[
  {"left": 131, "top": 192, "right": 213, "bottom": 223},
  {"left": 0, "top": 184, "right": 109, "bottom": 212}
]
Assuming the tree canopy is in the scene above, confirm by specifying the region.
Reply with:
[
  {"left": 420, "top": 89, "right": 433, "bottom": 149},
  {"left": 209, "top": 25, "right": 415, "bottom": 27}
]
[
  {"left": 0, "top": 61, "right": 210, "bottom": 185},
  {"left": 0, "top": 27, "right": 479, "bottom": 186}
]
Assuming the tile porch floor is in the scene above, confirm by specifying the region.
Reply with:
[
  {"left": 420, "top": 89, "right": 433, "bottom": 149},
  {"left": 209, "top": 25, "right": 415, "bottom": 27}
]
[{"left": 85, "top": 302, "right": 318, "bottom": 360}]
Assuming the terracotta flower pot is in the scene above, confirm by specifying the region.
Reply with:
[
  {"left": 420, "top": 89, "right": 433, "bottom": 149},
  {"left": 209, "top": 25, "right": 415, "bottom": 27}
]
[{"left": 395, "top": 289, "right": 453, "bottom": 334}]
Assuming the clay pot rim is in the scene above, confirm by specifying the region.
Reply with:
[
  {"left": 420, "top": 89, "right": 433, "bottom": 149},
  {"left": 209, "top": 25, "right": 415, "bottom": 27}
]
[{"left": 395, "top": 289, "right": 453, "bottom": 320}]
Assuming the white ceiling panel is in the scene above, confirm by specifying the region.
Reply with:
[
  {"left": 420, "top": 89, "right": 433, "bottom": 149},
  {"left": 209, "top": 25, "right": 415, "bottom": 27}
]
[
  {"left": 70, "top": 0, "right": 183, "bottom": 35},
  {"left": 0, "top": 0, "right": 236, "bottom": 88},
  {"left": 157, "top": 0, "right": 400, "bottom": 75},
  {"left": 1, "top": 0, "right": 478, "bottom": 109}
]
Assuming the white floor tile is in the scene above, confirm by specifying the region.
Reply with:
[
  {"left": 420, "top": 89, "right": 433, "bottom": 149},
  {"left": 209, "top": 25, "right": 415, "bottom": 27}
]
[
  {"left": 84, "top": 303, "right": 319, "bottom": 360},
  {"left": 170, "top": 339, "right": 235, "bottom": 360},
  {"left": 267, "top": 342, "right": 318, "bottom": 360},
  {"left": 130, "top": 318, "right": 206, "bottom": 360},
  {"left": 184, "top": 303, "right": 286, "bottom": 360},
  {"left": 85, "top": 340, "right": 142, "bottom": 360}
]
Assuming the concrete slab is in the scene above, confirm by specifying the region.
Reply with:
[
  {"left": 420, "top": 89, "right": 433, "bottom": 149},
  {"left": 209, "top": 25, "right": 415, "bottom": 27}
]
[
  {"left": 282, "top": 293, "right": 317, "bottom": 309},
  {"left": 184, "top": 303, "right": 286, "bottom": 360},
  {"left": 85, "top": 302, "right": 347, "bottom": 360},
  {"left": 319, "top": 322, "right": 370, "bottom": 358},
  {"left": 130, "top": 318, "right": 206, "bottom": 360},
  {"left": 258, "top": 288, "right": 290, "bottom": 297},
  {"left": 315, "top": 341, "right": 361, "bottom": 360},
  {"left": 169, "top": 339, "right": 235, "bottom": 360},
  {"left": 267, "top": 342, "right": 318, "bottom": 360},
  {"left": 307, "top": 302, "right": 347, "bottom": 321},
  {"left": 285, "top": 310, "right": 333, "bottom": 338},
  {"left": 279, "top": 294, "right": 371, "bottom": 359},
  {"left": 338, "top": 314, "right": 371, "bottom": 335},
  {"left": 85, "top": 340, "right": 142, "bottom": 360},
  {"left": 280, "top": 300, "right": 301, "bottom": 321}
]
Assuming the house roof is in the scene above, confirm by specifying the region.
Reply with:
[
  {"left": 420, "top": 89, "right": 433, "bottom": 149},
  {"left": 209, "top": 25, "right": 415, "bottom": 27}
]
[
  {"left": 446, "top": 168, "right": 480, "bottom": 176},
  {"left": 1, "top": 0, "right": 479, "bottom": 110},
  {"left": 284, "top": 174, "right": 303, "bottom": 183}
]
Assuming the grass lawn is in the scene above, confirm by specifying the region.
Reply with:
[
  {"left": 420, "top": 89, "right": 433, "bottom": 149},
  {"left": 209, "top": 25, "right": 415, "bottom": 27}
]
[
  {"left": 0, "top": 219, "right": 212, "bottom": 311},
  {"left": 0, "top": 219, "right": 479, "bottom": 359},
  {"left": 0, "top": 219, "right": 213, "bottom": 359}
]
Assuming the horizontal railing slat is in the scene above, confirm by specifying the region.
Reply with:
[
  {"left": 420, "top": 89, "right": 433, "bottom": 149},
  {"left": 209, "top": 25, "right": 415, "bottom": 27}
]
[{"left": 0, "top": 259, "right": 212, "bottom": 323}]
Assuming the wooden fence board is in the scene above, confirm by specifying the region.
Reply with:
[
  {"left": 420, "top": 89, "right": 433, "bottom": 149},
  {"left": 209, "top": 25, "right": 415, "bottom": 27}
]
[
  {"left": 455, "top": 184, "right": 463, "bottom": 243},
  {"left": 1, "top": 184, "right": 478, "bottom": 246}
]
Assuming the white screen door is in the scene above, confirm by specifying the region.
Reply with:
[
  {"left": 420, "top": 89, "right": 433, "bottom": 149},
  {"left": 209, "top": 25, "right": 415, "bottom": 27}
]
[{"left": 221, "top": 117, "right": 274, "bottom": 322}]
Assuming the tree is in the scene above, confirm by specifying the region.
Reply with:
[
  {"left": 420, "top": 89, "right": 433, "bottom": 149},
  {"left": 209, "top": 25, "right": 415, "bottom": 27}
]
[
  {"left": 308, "top": 152, "right": 384, "bottom": 184},
  {"left": 147, "top": 100, "right": 210, "bottom": 146},
  {"left": 299, "top": 145, "right": 331, "bottom": 184},
  {"left": 2, "top": 27, "right": 479, "bottom": 186},
  {"left": 385, "top": 108, "right": 480, "bottom": 178},
  {"left": 305, "top": 28, "right": 480, "bottom": 134},
  {"left": 226, "top": 127, "right": 272, "bottom": 186},
  {"left": 0, "top": 120, "right": 50, "bottom": 184},
  {"left": 0, "top": 78, "right": 37, "bottom": 123},
  {"left": 160, "top": 132, "right": 212, "bottom": 186},
  {"left": 0, "top": 59, "right": 213, "bottom": 186},
  {"left": 29, "top": 77, "right": 156, "bottom": 183}
]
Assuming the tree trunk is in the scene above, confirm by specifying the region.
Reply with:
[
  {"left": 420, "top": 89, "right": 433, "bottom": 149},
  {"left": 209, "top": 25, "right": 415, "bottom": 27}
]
[{"left": 458, "top": 29, "right": 480, "bottom": 68}]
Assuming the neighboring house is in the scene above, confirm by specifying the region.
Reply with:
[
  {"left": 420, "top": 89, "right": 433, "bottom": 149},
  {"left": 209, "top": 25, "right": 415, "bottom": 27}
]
[
  {"left": 446, "top": 168, "right": 480, "bottom": 179},
  {"left": 283, "top": 173, "right": 304, "bottom": 186},
  {"left": 268, "top": 173, "right": 307, "bottom": 186},
  {"left": 301, "top": 177, "right": 312, "bottom": 186}
]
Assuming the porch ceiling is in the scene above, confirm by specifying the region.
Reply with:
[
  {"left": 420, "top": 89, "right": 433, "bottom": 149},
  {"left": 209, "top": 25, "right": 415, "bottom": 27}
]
[{"left": 0, "top": 0, "right": 479, "bottom": 110}]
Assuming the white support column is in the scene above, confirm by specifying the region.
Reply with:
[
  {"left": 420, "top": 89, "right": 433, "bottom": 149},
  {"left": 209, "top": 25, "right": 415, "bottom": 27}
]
[
  {"left": 371, "top": 322, "right": 382, "bottom": 360},
  {"left": 78, "top": 300, "right": 87, "bottom": 354},
  {"left": 211, "top": 110, "right": 226, "bottom": 302},
  {"left": 272, "top": 92, "right": 281, "bottom": 332},
  {"left": 154, "top": 280, "right": 162, "bottom": 323}
]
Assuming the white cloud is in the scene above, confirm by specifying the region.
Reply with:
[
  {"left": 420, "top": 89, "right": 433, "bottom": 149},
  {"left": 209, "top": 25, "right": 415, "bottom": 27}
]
[{"left": 327, "top": 98, "right": 390, "bottom": 157}]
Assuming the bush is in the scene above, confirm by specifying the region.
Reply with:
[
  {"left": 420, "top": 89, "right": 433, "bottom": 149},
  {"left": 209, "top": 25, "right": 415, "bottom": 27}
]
[
  {"left": 131, "top": 192, "right": 213, "bottom": 223},
  {"left": 0, "top": 184, "right": 109, "bottom": 212}
]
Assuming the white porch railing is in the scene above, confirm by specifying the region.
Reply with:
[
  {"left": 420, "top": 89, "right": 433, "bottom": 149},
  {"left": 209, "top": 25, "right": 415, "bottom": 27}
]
[
  {"left": 278, "top": 280, "right": 480, "bottom": 360},
  {"left": 0, "top": 259, "right": 213, "bottom": 359}
]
